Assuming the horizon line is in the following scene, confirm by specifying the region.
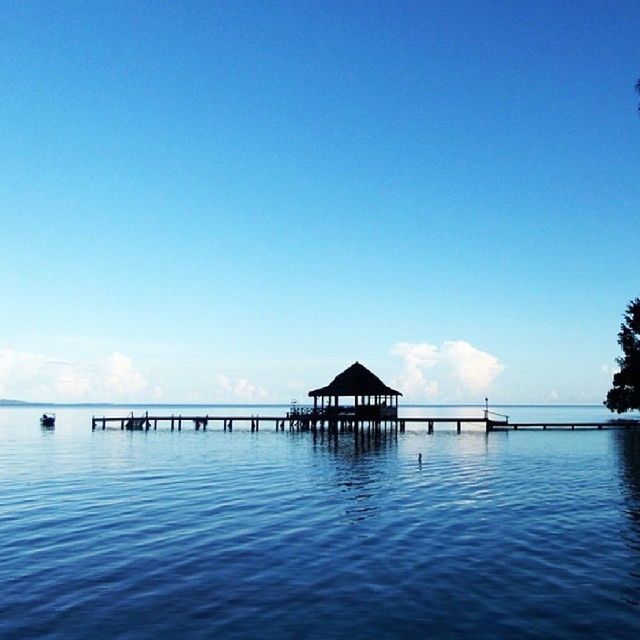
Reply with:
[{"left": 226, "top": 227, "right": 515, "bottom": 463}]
[{"left": 0, "top": 400, "right": 613, "bottom": 409}]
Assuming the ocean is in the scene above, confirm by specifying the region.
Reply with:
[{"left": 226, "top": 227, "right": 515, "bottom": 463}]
[{"left": 1, "top": 404, "right": 639, "bottom": 638}]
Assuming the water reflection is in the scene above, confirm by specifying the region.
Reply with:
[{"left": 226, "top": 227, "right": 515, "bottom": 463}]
[
  {"left": 307, "top": 429, "right": 401, "bottom": 526},
  {"left": 614, "top": 430, "right": 640, "bottom": 520},
  {"left": 311, "top": 426, "right": 399, "bottom": 456},
  {"left": 612, "top": 430, "right": 640, "bottom": 609}
]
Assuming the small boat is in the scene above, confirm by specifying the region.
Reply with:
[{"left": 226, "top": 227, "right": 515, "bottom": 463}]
[{"left": 40, "top": 413, "right": 55, "bottom": 427}]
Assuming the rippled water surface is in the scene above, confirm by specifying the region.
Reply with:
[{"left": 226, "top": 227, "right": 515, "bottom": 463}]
[{"left": 2, "top": 405, "right": 640, "bottom": 638}]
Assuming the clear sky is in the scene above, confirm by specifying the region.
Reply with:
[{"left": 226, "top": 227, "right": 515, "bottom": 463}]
[{"left": 1, "top": 0, "right": 639, "bottom": 404}]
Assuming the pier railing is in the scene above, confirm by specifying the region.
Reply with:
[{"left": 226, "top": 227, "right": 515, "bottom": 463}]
[
  {"left": 485, "top": 409, "right": 509, "bottom": 422},
  {"left": 289, "top": 405, "right": 398, "bottom": 420}
]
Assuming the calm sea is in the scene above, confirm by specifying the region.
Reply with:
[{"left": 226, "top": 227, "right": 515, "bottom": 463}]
[{"left": 1, "top": 404, "right": 640, "bottom": 639}]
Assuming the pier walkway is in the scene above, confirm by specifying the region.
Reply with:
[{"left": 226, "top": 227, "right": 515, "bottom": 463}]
[
  {"left": 91, "top": 412, "right": 640, "bottom": 433},
  {"left": 91, "top": 413, "right": 492, "bottom": 433}
]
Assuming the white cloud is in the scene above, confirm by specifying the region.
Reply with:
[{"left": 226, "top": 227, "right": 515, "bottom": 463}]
[
  {"left": 391, "top": 342, "right": 440, "bottom": 396},
  {"left": 103, "top": 352, "right": 148, "bottom": 395},
  {"left": 600, "top": 364, "right": 618, "bottom": 376},
  {"left": 216, "top": 373, "right": 269, "bottom": 401},
  {"left": 391, "top": 340, "right": 504, "bottom": 400},
  {"left": 441, "top": 341, "right": 504, "bottom": 394},
  {"left": 0, "top": 348, "right": 46, "bottom": 397},
  {"left": 0, "top": 346, "right": 152, "bottom": 401},
  {"left": 53, "top": 366, "right": 92, "bottom": 399}
]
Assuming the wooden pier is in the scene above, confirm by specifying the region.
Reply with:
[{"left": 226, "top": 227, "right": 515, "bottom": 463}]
[
  {"left": 91, "top": 412, "right": 640, "bottom": 434},
  {"left": 91, "top": 412, "right": 497, "bottom": 433}
]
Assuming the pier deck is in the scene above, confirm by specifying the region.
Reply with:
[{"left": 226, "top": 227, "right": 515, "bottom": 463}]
[
  {"left": 91, "top": 413, "right": 640, "bottom": 433},
  {"left": 91, "top": 413, "right": 494, "bottom": 433}
]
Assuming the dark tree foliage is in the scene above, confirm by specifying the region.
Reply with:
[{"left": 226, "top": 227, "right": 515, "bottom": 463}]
[{"left": 605, "top": 298, "right": 640, "bottom": 413}]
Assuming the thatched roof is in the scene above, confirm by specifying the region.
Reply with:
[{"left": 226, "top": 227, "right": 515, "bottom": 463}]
[{"left": 308, "top": 362, "right": 402, "bottom": 398}]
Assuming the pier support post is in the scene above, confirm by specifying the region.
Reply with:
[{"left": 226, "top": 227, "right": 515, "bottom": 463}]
[{"left": 456, "top": 420, "right": 461, "bottom": 434}]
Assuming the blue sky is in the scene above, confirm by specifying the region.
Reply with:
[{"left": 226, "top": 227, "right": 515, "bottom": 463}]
[{"left": 1, "top": 0, "right": 639, "bottom": 404}]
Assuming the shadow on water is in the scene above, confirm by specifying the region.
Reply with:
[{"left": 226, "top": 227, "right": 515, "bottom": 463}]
[
  {"left": 310, "top": 425, "right": 399, "bottom": 457},
  {"left": 612, "top": 430, "right": 640, "bottom": 609},
  {"left": 307, "top": 427, "right": 401, "bottom": 525},
  {"left": 614, "top": 430, "right": 640, "bottom": 526}
]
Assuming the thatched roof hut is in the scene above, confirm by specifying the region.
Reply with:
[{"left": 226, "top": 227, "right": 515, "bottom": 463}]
[
  {"left": 309, "top": 362, "right": 401, "bottom": 398},
  {"left": 308, "top": 362, "right": 401, "bottom": 419}
]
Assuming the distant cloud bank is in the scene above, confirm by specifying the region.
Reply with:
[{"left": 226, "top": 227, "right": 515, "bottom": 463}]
[
  {"left": 216, "top": 374, "right": 269, "bottom": 401},
  {"left": 391, "top": 340, "right": 504, "bottom": 400},
  {"left": 0, "top": 348, "right": 153, "bottom": 402},
  {"left": 0, "top": 345, "right": 273, "bottom": 403}
]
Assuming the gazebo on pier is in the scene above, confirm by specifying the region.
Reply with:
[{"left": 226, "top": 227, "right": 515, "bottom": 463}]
[{"left": 308, "top": 361, "right": 402, "bottom": 421}]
